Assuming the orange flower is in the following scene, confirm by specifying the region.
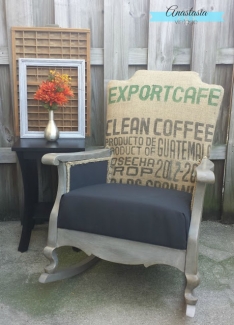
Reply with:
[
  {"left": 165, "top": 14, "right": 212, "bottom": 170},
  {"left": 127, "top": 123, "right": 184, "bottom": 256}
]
[{"left": 34, "top": 71, "right": 74, "bottom": 110}]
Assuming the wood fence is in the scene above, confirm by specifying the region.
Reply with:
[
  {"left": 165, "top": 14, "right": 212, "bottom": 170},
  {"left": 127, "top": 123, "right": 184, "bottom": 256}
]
[{"left": 0, "top": 0, "right": 233, "bottom": 222}]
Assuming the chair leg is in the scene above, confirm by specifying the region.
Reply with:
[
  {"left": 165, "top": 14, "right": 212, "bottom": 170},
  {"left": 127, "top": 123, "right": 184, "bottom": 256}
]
[
  {"left": 43, "top": 246, "right": 58, "bottom": 274},
  {"left": 39, "top": 246, "right": 99, "bottom": 283},
  {"left": 184, "top": 273, "right": 200, "bottom": 317}
]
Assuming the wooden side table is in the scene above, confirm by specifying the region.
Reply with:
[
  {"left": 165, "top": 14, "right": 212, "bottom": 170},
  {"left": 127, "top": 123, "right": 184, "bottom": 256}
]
[{"left": 12, "top": 138, "right": 85, "bottom": 252}]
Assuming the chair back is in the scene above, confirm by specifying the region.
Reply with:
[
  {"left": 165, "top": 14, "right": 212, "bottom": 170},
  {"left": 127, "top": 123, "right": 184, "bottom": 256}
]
[{"left": 106, "top": 71, "right": 224, "bottom": 193}]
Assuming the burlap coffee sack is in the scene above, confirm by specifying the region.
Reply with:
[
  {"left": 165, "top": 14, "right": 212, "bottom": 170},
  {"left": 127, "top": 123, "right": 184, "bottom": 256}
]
[{"left": 106, "top": 70, "right": 224, "bottom": 193}]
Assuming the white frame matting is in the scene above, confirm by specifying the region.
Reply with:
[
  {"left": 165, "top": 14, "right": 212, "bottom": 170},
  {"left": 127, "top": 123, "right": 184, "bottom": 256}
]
[{"left": 18, "top": 58, "right": 86, "bottom": 139}]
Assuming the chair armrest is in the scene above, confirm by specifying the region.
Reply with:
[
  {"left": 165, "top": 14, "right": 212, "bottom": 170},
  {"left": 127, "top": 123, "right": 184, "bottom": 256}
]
[
  {"left": 42, "top": 148, "right": 111, "bottom": 166},
  {"left": 42, "top": 148, "right": 111, "bottom": 247},
  {"left": 185, "top": 156, "right": 215, "bottom": 275},
  {"left": 195, "top": 156, "right": 215, "bottom": 184}
]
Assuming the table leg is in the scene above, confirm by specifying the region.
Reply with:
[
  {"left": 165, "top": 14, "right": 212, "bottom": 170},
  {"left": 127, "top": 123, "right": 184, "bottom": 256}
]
[{"left": 17, "top": 152, "right": 38, "bottom": 252}]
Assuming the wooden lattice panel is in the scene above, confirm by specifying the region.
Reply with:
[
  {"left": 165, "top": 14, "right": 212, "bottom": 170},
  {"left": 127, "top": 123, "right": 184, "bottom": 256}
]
[{"left": 11, "top": 27, "right": 90, "bottom": 136}]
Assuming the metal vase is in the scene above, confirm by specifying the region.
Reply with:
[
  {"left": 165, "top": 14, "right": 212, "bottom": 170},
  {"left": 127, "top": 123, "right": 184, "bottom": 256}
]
[{"left": 44, "top": 110, "right": 59, "bottom": 141}]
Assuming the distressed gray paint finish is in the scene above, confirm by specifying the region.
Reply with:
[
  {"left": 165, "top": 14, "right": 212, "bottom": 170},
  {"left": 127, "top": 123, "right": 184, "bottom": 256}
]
[
  {"left": 57, "top": 229, "right": 186, "bottom": 272},
  {"left": 39, "top": 150, "right": 214, "bottom": 317}
]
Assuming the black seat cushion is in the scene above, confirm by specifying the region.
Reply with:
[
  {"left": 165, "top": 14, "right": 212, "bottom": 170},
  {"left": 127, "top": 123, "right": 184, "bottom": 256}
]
[{"left": 58, "top": 183, "right": 192, "bottom": 250}]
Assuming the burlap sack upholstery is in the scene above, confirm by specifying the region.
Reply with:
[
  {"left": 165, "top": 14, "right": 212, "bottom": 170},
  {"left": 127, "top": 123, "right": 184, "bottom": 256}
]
[{"left": 106, "top": 70, "right": 224, "bottom": 194}]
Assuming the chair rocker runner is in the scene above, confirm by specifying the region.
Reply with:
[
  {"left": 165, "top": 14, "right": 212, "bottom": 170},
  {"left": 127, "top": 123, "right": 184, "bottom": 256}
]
[{"left": 39, "top": 71, "right": 224, "bottom": 318}]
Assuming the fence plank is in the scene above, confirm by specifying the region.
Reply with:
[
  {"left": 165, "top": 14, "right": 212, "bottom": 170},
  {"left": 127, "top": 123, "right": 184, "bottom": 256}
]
[
  {"left": 217, "top": 48, "right": 234, "bottom": 64},
  {"left": 104, "top": 0, "right": 129, "bottom": 81},
  {"left": 209, "top": 145, "right": 226, "bottom": 160},
  {"left": 173, "top": 0, "right": 193, "bottom": 49},
  {"left": 30, "top": 0, "right": 57, "bottom": 203},
  {"left": 191, "top": 0, "right": 224, "bottom": 220},
  {"left": 217, "top": 0, "right": 234, "bottom": 223},
  {"left": 212, "top": 1, "right": 234, "bottom": 222},
  {"left": 68, "top": 0, "right": 104, "bottom": 146},
  {"left": 128, "top": 0, "right": 149, "bottom": 77},
  {"left": 0, "top": 0, "right": 14, "bottom": 148},
  {"left": 222, "top": 68, "right": 234, "bottom": 223},
  {"left": 148, "top": 0, "right": 174, "bottom": 70},
  {"left": 54, "top": 0, "right": 69, "bottom": 27},
  {"left": 0, "top": 1, "right": 20, "bottom": 220},
  {"left": 4, "top": 0, "right": 33, "bottom": 220},
  {"left": 31, "top": 0, "right": 56, "bottom": 208},
  {"left": 0, "top": 148, "right": 16, "bottom": 163},
  {"left": 0, "top": 0, "right": 7, "bottom": 47},
  {"left": 32, "top": 0, "right": 54, "bottom": 26},
  {"left": 214, "top": 0, "right": 234, "bottom": 146},
  {"left": 0, "top": 164, "right": 20, "bottom": 221},
  {"left": 5, "top": 0, "right": 33, "bottom": 136},
  {"left": 55, "top": 0, "right": 104, "bottom": 146},
  {"left": 0, "top": 67, "right": 14, "bottom": 147},
  {"left": 172, "top": 0, "right": 193, "bottom": 73},
  {"left": 104, "top": 0, "right": 129, "bottom": 136},
  {"left": 0, "top": 47, "right": 8, "bottom": 64},
  {"left": 191, "top": 0, "right": 220, "bottom": 83}
]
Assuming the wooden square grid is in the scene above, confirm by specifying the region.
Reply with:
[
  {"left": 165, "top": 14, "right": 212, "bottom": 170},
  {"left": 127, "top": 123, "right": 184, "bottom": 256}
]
[{"left": 12, "top": 27, "right": 90, "bottom": 136}]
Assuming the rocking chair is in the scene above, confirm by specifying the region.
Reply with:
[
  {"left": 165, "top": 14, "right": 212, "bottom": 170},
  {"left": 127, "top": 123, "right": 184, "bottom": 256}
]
[{"left": 39, "top": 71, "right": 223, "bottom": 317}]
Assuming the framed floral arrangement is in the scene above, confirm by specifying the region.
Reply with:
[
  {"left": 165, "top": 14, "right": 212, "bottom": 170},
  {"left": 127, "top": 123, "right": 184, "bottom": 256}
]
[{"left": 18, "top": 58, "right": 86, "bottom": 138}]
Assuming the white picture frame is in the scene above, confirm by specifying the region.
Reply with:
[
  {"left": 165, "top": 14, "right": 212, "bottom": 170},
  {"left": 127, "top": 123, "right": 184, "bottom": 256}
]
[{"left": 18, "top": 58, "right": 86, "bottom": 138}]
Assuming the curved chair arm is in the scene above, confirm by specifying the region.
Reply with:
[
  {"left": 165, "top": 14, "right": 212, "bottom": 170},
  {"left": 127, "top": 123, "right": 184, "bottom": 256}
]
[
  {"left": 185, "top": 156, "right": 215, "bottom": 277},
  {"left": 42, "top": 148, "right": 112, "bottom": 247},
  {"left": 42, "top": 148, "right": 112, "bottom": 166},
  {"left": 195, "top": 156, "right": 215, "bottom": 184}
]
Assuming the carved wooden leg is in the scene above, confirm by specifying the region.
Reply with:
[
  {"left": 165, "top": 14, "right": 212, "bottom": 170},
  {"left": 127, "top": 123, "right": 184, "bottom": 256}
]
[
  {"left": 185, "top": 273, "right": 200, "bottom": 317},
  {"left": 39, "top": 246, "right": 99, "bottom": 283},
  {"left": 43, "top": 246, "right": 58, "bottom": 274}
]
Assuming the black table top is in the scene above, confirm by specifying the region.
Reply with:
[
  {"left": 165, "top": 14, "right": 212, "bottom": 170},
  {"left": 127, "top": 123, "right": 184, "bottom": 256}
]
[{"left": 12, "top": 138, "right": 85, "bottom": 153}]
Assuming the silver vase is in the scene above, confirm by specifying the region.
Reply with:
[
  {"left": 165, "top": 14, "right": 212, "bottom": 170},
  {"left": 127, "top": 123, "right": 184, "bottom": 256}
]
[{"left": 44, "top": 110, "right": 59, "bottom": 141}]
